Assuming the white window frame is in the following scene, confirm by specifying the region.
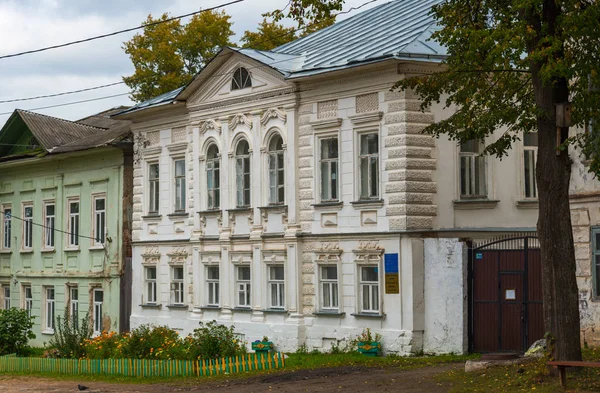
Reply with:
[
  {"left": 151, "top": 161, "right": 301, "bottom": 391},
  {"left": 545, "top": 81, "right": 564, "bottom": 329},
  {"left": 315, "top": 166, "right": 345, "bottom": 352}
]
[
  {"left": 523, "top": 133, "right": 538, "bottom": 199},
  {"left": 43, "top": 201, "right": 55, "bottom": 249},
  {"left": 206, "top": 265, "right": 220, "bottom": 306},
  {"left": 174, "top": 159, "right": 186, "bottom": 212},
  {"left": 236, "top": 265, "right": 251, "bottom": 308},
  {"left": 170, "top": 266, "right": 184, "bottom": 305},
  {"left": 67, "top": 199, "right": 80, "bottom": 248},
  {"left": 145, "top": 266, "right": 157, "bottom": 304},
  {"left": 23, "top": 285, "right": 32, "bottom": 318},
  {"left": 267, "top": 134, "right": 285, "bottom": 205},
  {"left": 235, "top": 139, "right": 251, "bottom": 208},
  {"left": 1, "top": 205, "right": 11, "bottom": 250},
  {"left": 206, "top": 144, "right": 220, "bottom": 210},
  {"left": 319, "top": 265, "right": 340, "bottom": 311},
  {"left": 44, "top": 286, "right": 55, "bottom": 332},
  {"left": 92, "top": 288, "right": 103, "bottom": 335},
  {"left": 319, "top": 136, "right": 340, "bottom": 202},
  {"left": 92, "top": 195, "right": 106, "bottom": 246},
  {"left": 358, "top": 133, "right": 380, "bottom": 200},
  {"left": 22, "top": 203, "right": 33, "bottom": 250},
  {"left": 359, "top": 265, "right": 380, "bottom": 314},
  {"left": 148, "top": 162, "right": 160, "bottom": 214},
  {"left": 70, "top": 286, "right": 79, "bottom": 329},
  {"left": 459, "top": 140, "right": 487, "bottom": 199},
  {"left": 231, "top": 67, "right": 252, "bottom": 90},
  {"left": 268, "top": 264, "right": 285, "bottom": 309},
  {"left": 2, "top": 284, "right": 10, "bottom": 309}
]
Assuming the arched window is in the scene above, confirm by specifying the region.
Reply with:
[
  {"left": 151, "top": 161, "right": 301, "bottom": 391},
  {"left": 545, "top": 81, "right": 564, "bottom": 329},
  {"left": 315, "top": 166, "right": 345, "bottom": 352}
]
[
  {"left": 231, "top": 67, "right": 252, "bottom": 90},
  {"left": 206, "top": 144, "right": 220, "bottom": 209},
  {"left": 268, "top": 134, "right": 284, "bottom": 204},
  {"left": 235, "top": 139, "right": 251, "bottom": 207}
]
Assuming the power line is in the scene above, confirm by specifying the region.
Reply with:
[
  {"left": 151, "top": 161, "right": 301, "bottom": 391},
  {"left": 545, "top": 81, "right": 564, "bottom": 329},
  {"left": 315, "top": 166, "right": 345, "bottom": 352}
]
[
  {"left": 0, "top": 93, "right": 130, "bottom": 116},
  {"left": 0, "top": 82, "right": 125, "bottom": 104},
  {"left": 0, "top": 0, "right": 244, "bottom": 60}
]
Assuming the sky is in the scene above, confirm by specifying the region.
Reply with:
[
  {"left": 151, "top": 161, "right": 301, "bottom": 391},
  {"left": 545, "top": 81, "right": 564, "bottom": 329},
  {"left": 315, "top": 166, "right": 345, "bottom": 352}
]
[{"left": 0, "top": 0, "right": 382, "bottom": 126}]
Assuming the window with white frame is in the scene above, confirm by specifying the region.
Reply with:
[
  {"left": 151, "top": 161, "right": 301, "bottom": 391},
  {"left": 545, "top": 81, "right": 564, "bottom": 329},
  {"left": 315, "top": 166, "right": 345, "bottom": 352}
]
[
  {"left": 171, "top": 266, "right": 184, "bottom": 305},
  {"left": 23, "top": 286, "right": 32, "bottom": 318},
  {"left": 459, "top": 140, "right": 486, "bottom": 198},
  {"left": 320, "top": 265, "right": 339, "bottom": 310},
  {"left": 92, "top": 288, "right": 103, "bottom": 334},
  {"left": 206, "top": 266, "right": 219, "bottom": 306},
  {"left": 591, "top": 227, "right": 600, "bottom": 300},
  {"left": 235, "top": 139, "right": 251, "bottom": 207},
  {"left": 523, "top": 132, "right": 538, "bottom": 199},
  {"left": 236, "top": 265, "right": 251, "bottom": 307},
  {"left": 93, "top": 196, "right": 106, "bottom": 245},
  {"left": 2, "top": 206, "right": 11, "bottom": 249},
  {"left": 359, "top": 133, "right": 379, "bottom": 199},
  {"left": 231, "top": 67, "right": 252, "bottom": 90},
  {"left": 320, "top": 137, "right": 339, "bottom": 202},
  {"left": 268, "top": 134, "right": 285, "bottom": 204},
  {"left": 2, "top": 285, "right": 9, "bottom": 309},
  {"left": 174, "top": 159, "right": 186, "bottom": 212},
  {"left": 44, "top": 202, "right": 55, "bottom": 248},
  {"left": 145, "top": 266, "right": 157, "bottom": 304},
  {"left": 70, "top": 287, "right": 79, "bottom": 329},
  {"left": 268, "top": 265, "right": 285, "bottom": 309},
  {"left": 68, "top": 200, "right": 79, "bottom": 247},
  {"left": 23, "top": 204, "right": 33, "bottom": 250},
  {"left": 148, "top": 163, "right": 160, "bottom": 214},
  {"left": 45, "top": 287, "right": 55, "bottom": 332},
  {"left": 206, "top": 144, "right": 220, "bottom": 209},
  {"left": 359, "top": 266, "right": 379, "bottom": 313}
]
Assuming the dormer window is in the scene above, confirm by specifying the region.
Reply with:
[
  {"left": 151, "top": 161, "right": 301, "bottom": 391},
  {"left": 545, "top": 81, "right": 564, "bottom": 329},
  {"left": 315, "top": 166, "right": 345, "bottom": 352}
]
[{"left": 231, "top": 67, "right": 252, "bottom": 90}]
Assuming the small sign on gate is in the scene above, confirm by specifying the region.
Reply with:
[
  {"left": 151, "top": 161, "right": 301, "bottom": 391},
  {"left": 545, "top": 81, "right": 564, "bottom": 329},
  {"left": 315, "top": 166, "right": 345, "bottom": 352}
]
[{"left": 475, "top": 252, "right": 483, "bottom": 260}]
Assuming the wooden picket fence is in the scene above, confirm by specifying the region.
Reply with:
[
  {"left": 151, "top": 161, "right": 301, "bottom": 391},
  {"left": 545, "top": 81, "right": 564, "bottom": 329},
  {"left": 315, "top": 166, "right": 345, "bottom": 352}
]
[{"left": 0, "top": 352, "right": 285, "bottom": 377}]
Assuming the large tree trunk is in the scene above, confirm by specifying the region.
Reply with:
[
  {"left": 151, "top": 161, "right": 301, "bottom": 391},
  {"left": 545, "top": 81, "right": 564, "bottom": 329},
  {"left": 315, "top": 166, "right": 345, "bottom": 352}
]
[{"left": 527, "top": 1, "right": 582, "bottom": 362}]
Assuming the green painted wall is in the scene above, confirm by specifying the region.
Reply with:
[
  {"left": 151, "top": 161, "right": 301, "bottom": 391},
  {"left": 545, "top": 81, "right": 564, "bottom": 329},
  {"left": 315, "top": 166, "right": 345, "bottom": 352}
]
[{"left": 0, "top": 147, "right": 128, "bottom": 345}]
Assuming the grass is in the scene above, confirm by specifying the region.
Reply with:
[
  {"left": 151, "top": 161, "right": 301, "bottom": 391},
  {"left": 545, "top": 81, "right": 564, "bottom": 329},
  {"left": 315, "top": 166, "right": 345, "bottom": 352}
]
[{"left": 437, "top": 347, "right": 600, "bottom": 393}]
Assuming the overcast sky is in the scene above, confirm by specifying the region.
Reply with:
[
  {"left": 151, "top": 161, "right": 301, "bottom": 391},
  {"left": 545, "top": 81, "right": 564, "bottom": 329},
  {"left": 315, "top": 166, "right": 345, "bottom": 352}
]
[{"left": 0, "top": 0, "right": 382, "bottom": 126}]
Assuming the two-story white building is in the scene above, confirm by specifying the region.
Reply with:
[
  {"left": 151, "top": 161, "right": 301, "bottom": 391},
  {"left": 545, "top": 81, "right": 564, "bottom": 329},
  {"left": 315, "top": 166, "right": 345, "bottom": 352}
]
[{"left": 114, "top": 0, "right": 544, "bottom": 354}]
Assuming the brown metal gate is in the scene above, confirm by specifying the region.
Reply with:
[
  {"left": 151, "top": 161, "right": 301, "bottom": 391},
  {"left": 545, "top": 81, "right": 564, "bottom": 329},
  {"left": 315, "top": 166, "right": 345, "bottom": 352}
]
[{"left": 469, "top": 236, "right": 544, "bottom": 353}]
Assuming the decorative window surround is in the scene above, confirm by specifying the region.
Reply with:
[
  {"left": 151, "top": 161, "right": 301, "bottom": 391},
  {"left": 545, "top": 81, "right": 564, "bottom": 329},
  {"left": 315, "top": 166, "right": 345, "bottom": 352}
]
[
  {"left": 229, "top": 113, "right": 253, "bottom": 130},
  {"left": 453, "top": 199, "right": 500, "bottom": 210},
  {"left": 260, "top": 108, "right": 287, "bottom": 125},
  {"left": 350, "top": 199, "right": 384, "bottom": 209},
  {"left": 166, "top": 142, "right": 188, "bottom": 153},
  {"left": 167, "top": 247, "right": 189, "bottom": 265},
  {"left": 230, "top": 251, "right": 252, "bottom": 265},
  {"left": 310, "top": 118, "right": 342, "bottom": 132},
  {"left": 348, "top": 111, "right": 383, "bottom": 128},
  {"left": 353, "top": 241, "right": 384, "bottom": 264},
  {"left": 143, "top": 146, "right": 162, "bottom": 157},
  {"left": 141, "top": 246, "right": 161, "bottom": 265},
  {"left": 199, "top": 119, "right": 222, "bottom": 134},
  {"left": 314, "top": 242, "right": 342, "bottom": 264},
  {"left": 312, "top": 201, "right": 344, "bottom": 210}
]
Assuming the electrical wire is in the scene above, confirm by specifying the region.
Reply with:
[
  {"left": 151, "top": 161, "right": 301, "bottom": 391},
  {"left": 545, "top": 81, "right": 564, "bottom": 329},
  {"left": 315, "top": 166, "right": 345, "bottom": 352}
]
[
  {"left": 0, "top": 82, "right": 125, "bottom": 104},
  {"left": 0, "top": 93, "right": 130, "bottom": 116},
  {"left": 0, "top": 0, "right": 245, "bottom": 60}
]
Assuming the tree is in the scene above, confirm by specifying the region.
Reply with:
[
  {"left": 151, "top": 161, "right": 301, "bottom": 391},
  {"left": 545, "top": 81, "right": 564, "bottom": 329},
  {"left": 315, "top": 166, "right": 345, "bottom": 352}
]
[
  {"left": 277, "top": 0, "right": 600, "bottom": 362},
  {"left": 241, "top": 18, "right": 297, "bottom": 51},
  {"left": 123, "top": 10, "right": 233, "bottom": 102},
  {"left": 0, "top": 308, "right": 35, "bottom": 355}
]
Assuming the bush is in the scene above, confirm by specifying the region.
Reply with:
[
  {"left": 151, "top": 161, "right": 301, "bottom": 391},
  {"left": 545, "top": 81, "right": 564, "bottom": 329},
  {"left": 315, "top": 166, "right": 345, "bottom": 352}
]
[
  {"left": 188, "top": 320, "right": 246, "bottom": 359},
  {"left": 0, "top": 308, "right": 35, "bottom": 355},
  {"left": 119, "top": 325, "right": 186, "bottom": 360},
  {"left": 83, "top": 331, "right": 123, "bottom": 359},
  {"left": 49, "top": 309, "right": 92, "bottom": 358}
]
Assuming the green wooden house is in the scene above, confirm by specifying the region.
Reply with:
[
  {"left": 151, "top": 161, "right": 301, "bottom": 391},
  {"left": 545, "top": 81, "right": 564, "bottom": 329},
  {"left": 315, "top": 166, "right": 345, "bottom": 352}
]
[{"left": 0, "top": 109, "right": 132, "bottom": 345}]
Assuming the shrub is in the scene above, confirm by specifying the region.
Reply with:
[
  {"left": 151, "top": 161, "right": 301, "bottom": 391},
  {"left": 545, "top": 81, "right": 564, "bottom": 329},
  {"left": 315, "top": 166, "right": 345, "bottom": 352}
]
[
  {"left": 120, "top": 325, "right": 185, "bottom": 360},
  {"left": 0, "top": 308, "right": 35, "bottom": 355},
  {"left": 188, "top": 321, "right": 245, "bottom": 359},
  {"left": 83, "top": 331, "right": 123, "bottom": 359},
  {"left": 49, "top": 309, "right": 93, "bottom": 358}
]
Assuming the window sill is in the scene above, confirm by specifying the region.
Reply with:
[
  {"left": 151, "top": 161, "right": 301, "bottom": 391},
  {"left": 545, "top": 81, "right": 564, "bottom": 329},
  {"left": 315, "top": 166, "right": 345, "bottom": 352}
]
[
  {"left": 314, "top": 311, "right": 345, "bottom": 317},
  {"left": 350, "top": 199, "right": 384, "bottom": 210},
  {"left": 64, "top": 247, "right": 80, "bottom": 252},
  {"left": 40, "top": 248, "right": 55, "bottom": 253},
  {"left": 351, "top": 312, "right": 386, "bottom": 319},
  {"left": 20, "top": 249, "right": 33, "bottom": 254},
  {"left": 41, "top": 330, "right": 55, "bottom": 335},
  {"left": 140, "top": 303, "right": 162, "bottom": 309},
  {"left": 88, "top": 245, "right": 105, "bottom": 251},
  {"left": 197, "top": 209, "right": 222, "bottom": 216},
  {"left": 233, "top": 307, "right": 252, "bottom": 312},
  {"left": 261, "top": 309, "right": 287, "bottom": 314},
  {"left": 516, "top": 199, "right": 538, "bottom": 209},
  {"left": 166, "top": 304, "right": 188, "bottom": 309},
  {"left": 167, "top": 212, "right": 189, "bottom": 218},
  {"left": 453, "top": 199, "right": 499, "bottom": 210},
  {"left": 258, "top": 205, "right": 288, "bottom": 213},
  {"left": 142, "top": 214, "right": 162, "bottom": 221},
  {"left": 0, "top": 250, "right": 11, "bottom": 254},
  {"left": 199, "top": 306, "right": 221, "bottom": 311},
  {"left": 311, "top": 201, "right": 343, "bottom": 210},
  {"left": 227, "top": 207, "right": 253, "bottom": 214},
  {"left": 231, "top": 235, "right": 250, "bottom": 240}
]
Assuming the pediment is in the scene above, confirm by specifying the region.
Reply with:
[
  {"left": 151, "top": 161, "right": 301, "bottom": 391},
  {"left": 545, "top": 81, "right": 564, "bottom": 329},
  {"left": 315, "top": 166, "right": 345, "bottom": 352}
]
[{"left": 187, "top": 54, "right": 290, "bottom": 107}]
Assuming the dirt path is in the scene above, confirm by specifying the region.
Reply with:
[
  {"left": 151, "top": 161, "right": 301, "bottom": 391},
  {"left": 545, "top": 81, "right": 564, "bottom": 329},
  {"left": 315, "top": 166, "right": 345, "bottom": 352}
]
[{"left": 0, "top": 364, "right": 459, "bottom": 392}]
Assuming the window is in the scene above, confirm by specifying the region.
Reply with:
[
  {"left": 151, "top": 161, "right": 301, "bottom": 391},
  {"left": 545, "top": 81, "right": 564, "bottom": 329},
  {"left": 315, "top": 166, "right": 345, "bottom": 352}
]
[
  {"left": 2, "top": 206, "right": 10, "bottom": 249},
  {"left": 149, "top": 163, "right": 160, "bottom": 214},
  {"left": 70, "top": 287, "right": 79, "bottom": 329},
  {"left": 93, "top": 196, "right": 106, "bottom": 245},
  {"left": 360, "top": 266, "right": 379, "bottom": 313},
  {"left": 44, "top": 202, "right": 55, "bottom": 248},
  {"left": 320, "top": 266, "right": 339, "bottom": 310},
  {"left": 206, "top": 144, "right": 220, "bottom": 209},
  {"left": 359, "top": 134, "right": 379, "bottom": 199},
  {"left": 231, "top": 67, "right": 252, "bottom": 90},
  {"left": 23, "top": 286, "right": 32, "bottom": 318},
  {"left": 171, "top": 266, "right": 184, "bottom": 305},
  {"left": 93, "top": 289, "right": 103, "bottom": 335},
  {"left": 206, "top": 266, "right": 219, "bottom": 306},
  {"left": 145, "top": 267, "right": 157, "bottom": 304},
  {"left": 235, "top": 140, "right": 251, "bottom": 207},
  {"left": 268, "top": 265, "right": 285, "bottom": 309},
  {"left": 68, "top": 200, "right": 79, "bottom": 247},
  {"left": 236, "top": 266, "right": 251, "bottom": 307},
  {"left": 268, "top": 135, "right": 285, "bottom": 204},
  {"left": 320, "top": 138, "right": 339, "bottom": 202},
  {"left": 592, "top": 227, "right": 600, "bottom": 299},
  {"left": 2, "top": 285, "right": 9, "bottom": 309},
  {"left": 459, "top": 140, "right": 486, "bottom": 198},
  {"left": 45, "top": 287, "right": 55, "bottom": 332},
  {"left": 23, "top": 204, "right": 33, "bottom": 250},
  {"left": 523, "top": 133, "right": 538, "bottom": 199},
  {"left": 174, "top": 159, "right": 186, "bottom": 212}
]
